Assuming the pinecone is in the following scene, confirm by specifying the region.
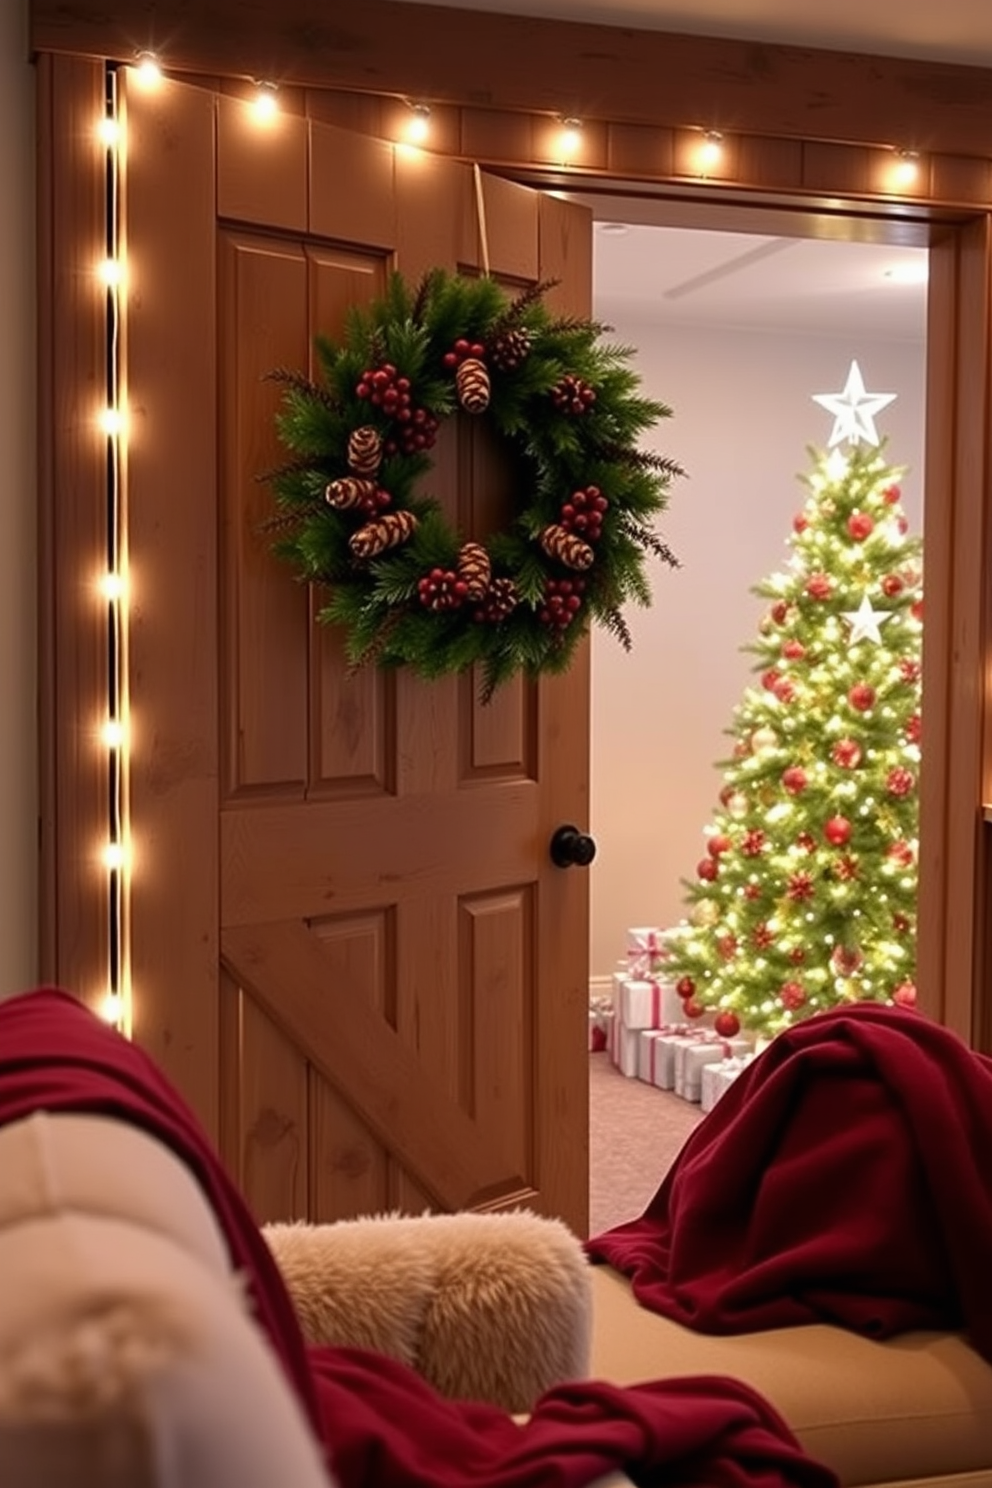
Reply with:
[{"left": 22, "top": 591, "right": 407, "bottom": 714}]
[
  {"left": 325, "top": 476, "right": 377, "bottom": 511},
  {"left": 347, "top": 425, "right": 383, "bottom": 477},
  {"left": 539, "top": 523, "right": 595, "bottom": 570},
  {"left": 490, "top": 328, "right": 532, "bottom": 373},
  {"left": 456, "top": 542, "right": 491, "bottom": 601},
  {"left": 550, "top": 374, "right": 597, "bottom": 415},
  {"left": 349, "top": 509, "right": 418, "bottom": 560},
  {"left": 455, "top": 357, "right": 491, "bottom": 414},
  {"left": 473, "top": 577, "right": 518, "bottom": 623},
  {"left": 417, "top": 567, "right": 468, "bottom": 612}
]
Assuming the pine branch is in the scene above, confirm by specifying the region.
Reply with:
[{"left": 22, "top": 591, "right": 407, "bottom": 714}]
[
  {"left": 603, "top": 606, "right": 633, "bottom": 651},
  {"left": 265, "top": 367, "right": 341, "bottom": 411},
  {"left": 257, "top": 500, "right": 325, "bottom": 535},
  {"left": 411, "top": 268, "right": 441, "bottom": 326},
  {"left": 256, "top": 455, "right": 323, "bottom": 486},
  {"left": 629, "top": 525, "right": 681, "bottom": 569},
  {"left": 492, "top": 278, "right": 560, "bottom": 334},
  {"left": 593, "top": 441, "right": 685, "bottom": 480}
]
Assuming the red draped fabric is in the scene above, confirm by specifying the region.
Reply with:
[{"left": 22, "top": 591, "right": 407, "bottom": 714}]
[
  {"left": 588, "top": 1002, "right": 992, "bottom": 1364},
  {"left": 0, "top": 986, "right": 836, "bottom": 1488}
]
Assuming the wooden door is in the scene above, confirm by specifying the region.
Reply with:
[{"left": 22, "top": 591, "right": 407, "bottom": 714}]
[{"left": 119, "top": 75, "right": 592, "bottom": 1233}]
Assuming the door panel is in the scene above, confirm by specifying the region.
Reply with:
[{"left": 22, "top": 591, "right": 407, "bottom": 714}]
[{"left": 123, "top": 75, "right": 592, "bottom": 1234}]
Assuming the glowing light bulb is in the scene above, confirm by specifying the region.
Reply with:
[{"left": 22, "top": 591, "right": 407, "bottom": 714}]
[
  {"left": 100, "top": 407, "right": 126, "bottom": 438},
  {"left": 558, "top": 117, "right": 583, "bottom": 160},
  {"left": 699, "top": 131, "right": 723, "bottom": 171},
  {"left": 133, "top": 52, "right": 163, "bottom": 88},
  {"left": 97, "top": 257, "right": 125, "bottom": 287},
  {"left": 253, "top": 82, "right": 279, "bottom": 122},
  {"left": 406, "top": 104, "right": 431, "bottom": 145},
  {"left": 99, "top": 991, "right": 124, "bottom": 1024},
  {"left": 891, "top": 151, "right": 920, "bottom": 189},
  {"left": 97, "top": 116, "right": 121, "bottom": 147},
  {"left": 100, "top": 571, "right": 127, "bottom": 602},
  {"left": 102, "top": 718, "right": 127, "bottom": 749},
  {"left": 103, "top": 841, "right": 126, "bottom": 871}
]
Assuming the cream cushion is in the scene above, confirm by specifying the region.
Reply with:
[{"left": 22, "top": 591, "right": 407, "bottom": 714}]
[
  {"left": 590, "top": 1265, "right": 992, "bottom": 1488},
  {"left": 0, "top": 1111, "right": 333, "bottom": 1488}
]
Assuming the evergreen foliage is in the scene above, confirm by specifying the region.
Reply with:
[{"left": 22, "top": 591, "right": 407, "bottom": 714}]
[
  {"left": 665, "top": 439, "right": 923, "bottom": 1036},
  {"left": 266, "top": 269, "right": 680, "bottom": 699}
]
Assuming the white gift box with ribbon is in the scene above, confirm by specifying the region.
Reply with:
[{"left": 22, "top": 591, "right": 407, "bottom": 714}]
[
  {"left": 675, "top": 1035, "right": 753, "bottom": 1102},
  {"left": 700, "top": 1054, "right": 755, "bottom": 1113}
]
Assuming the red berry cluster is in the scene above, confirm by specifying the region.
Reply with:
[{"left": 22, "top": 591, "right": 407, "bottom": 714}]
[
  {"left": 442, "top": 337, "right": 486, "bottom": 369},
  {"left": 417, "top": 568, "right": 468, "bottom": 612},
  {"left": 354, "top": 362, "right": 439, "bottom": 455},
  {"left": 550, "top": 374, "right": 597, "bottom": 415},
  {"left": 538, "top": 576, "right": 586, "bottom": 630},
  {"left": 360, "top": 487, "right": 393, "bottom": 516},
  {"left": 560, "top": 485, "right": 609, "bottom": 541}
]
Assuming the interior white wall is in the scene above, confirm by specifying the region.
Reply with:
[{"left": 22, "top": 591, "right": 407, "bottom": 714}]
[
  {"left": 0, "top": 0, "right": 38, "bottom": 997},
  {"left": 588, "top": 313, "right": 926, "bottom": 978}
]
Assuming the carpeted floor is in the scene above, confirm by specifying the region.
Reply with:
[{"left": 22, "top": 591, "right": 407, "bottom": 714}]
[{"left": 588, "top": 1051, "right": 703, "bottom": 1238}]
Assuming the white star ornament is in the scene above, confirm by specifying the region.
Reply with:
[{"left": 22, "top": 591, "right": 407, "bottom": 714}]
[
  {"left": 842, "top": 595, "right": 892, "bottom": 646},
  {"left": 812, "top": 361, "right": 896, "bottom": 448}
]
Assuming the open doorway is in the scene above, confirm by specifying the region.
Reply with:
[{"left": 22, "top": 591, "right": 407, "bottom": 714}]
[{"left": 582, "top": 210, "right": 928, "bottom": 1234}]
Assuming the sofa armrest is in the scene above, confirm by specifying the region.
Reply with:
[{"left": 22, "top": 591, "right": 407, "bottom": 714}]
[{"left": 265, "top": 1210, "right": 592, "bottom": 1414}]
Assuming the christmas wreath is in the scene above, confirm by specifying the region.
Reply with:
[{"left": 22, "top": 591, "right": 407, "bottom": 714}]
[{"left": 266, "top": 269, "right": 681, "bottom": 698}]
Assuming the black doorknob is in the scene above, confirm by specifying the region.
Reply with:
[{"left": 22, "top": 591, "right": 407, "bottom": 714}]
[{"left": 550, "top": 824, "right": 597, "bottom": 868}]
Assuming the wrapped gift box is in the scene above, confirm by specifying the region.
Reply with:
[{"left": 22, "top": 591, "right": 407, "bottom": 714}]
[
  {"left": 618, "top": 977, "right": 683, "bottom": 1031},
  {"left": 700, "top": 1055, "right": 754, "bottom": 1113},
  {"left": 639, "top": 1027, "right": 696, "bottom": 1090},
  {"left": 675, "top": 1036, "right": 753, "bottom": 1102},
  {"left": 612, "top": 1023, "right": 641, "bottom": 1078},
  {"left": 625, "top": 926, "right": 669, "bottom": 980}
]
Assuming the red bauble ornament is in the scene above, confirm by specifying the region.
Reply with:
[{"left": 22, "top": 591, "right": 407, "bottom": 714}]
[
  {"left": 911, "top": 600, "right": 924, "bottom": 622},
  {"left": 782, "top": 766, "right": 808, "bottom": 794},
  {"left": 781, "top": 639, "right": 806, "bottom": 661},
  {"left": 676, "top": 976, "right": 696, "bottom": 1000},
  {"left": 824, "top": 815, "right": 852, "bottom": 847},
  {"left": 714, "top": 1011, "right": 741, "bottom": 1038},
  {"left": 683, "top": 998, "right": 706, "bottom": 1020},
  {"left": 792, "top": 513, "right": 809, "bottom": 534},
  {"left": 719, "top": 784, "right": 735, "bottom": 806},
  {"left": 744, "top": 883, "right": 763, "bottom": 901},
  {"left": 806, "top": 573, "right": 832, "bottom": 601},
  {"left": 773, "top": 678, "right": 796, "bottom": 704},
  {"left": 831, "top": 944, "right": 863, "bottom": 976},
  {"left": 906, "top": 712, "right": 922, "bottom": 744},
  {"left": 832, "top": 737, "right": 863, "bottom": 769},
  {"left": 742, "top": 829, "right": 766, "bottom": 857},
  {"left": 848, "top": 683, "right": 876, "bottom": 712},
  {"left": 707, "top": 834, "right": 732, "bottom": 858},
  {"left": 886, "top": 767, "right": 916, "bottom": 798},
  {"left": 847, "top": 511, "right": 874, "bottom": 541},
  {"left": 897, "top": 515, "right": 909, "bottom": 534},
  {"left": 892, "top": 912, "right": 912, "bottom": 934},
  {"left": 761, "top": 668, "right": 780, "bottom": 692},
  {"left": 752, "top": 922, "right": 774, "bottom": 950},
  {"left": 780, "top": 981, "right": 806, "bottom": 1011},
  {"left": 789, "top": 946, "right": 806, "bottom": 965},
  {"left": 888, "top": 840, "right": 915, "bottom": 867},
  {"left": 787, "top": 872, "right": 815, "bottom": 902},
  {"left": 882, "top": 483, "right": 902, "bottom": 505},
  {"left": 716, "top": 934, "right": 738, "bottom": 961},
  {"left": 881, "top": 574, "right": 904, "bottom": 598},
  {"left": 697, "top": 857, "right": 718, "bottom": 881},
  {"left": 770, "top": 600, "right": 790, "bottom": 625},
  {"left": 892, "top": 981, "right": 917, "bottom": 1008}
]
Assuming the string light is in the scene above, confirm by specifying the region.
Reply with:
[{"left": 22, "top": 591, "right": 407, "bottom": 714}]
[
  {"left": 891, "top": 150, "right": 920, "bottom": 190},
  {"left": 96, "top": 116, "right": 121, "bottom": 148},
  {"left": 405, "top": 103, "right": 431, "bottom": 145},
  {"left": 698, "top": 131, "right": 724, "bottom": 173},
  {"left": 97, "top": 257, "right": 125, "bottom": 287}
]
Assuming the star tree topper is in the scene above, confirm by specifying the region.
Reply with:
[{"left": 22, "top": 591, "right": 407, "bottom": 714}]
[{"left": 813, "top": 360, "right": 896, "bottom": 447}]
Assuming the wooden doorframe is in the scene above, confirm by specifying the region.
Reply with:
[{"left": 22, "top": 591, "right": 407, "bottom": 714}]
[{"left": 35, "top": 23, "right": 992, "bottom": 1049}]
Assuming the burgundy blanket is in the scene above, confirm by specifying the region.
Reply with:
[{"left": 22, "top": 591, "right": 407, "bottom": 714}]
[
  {"left": 588, "top": 1002, "right": 992, "bottom": 1363},
  {"left": 0, "top": 987, "right": 834, "bottom": 1488}
]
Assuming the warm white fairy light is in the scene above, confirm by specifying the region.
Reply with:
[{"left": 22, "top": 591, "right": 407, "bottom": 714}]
[
  {"left": 99, "top": 571, "right": 127, "bottom": 602},
  {"left": 558, "top": 117, "right": 583, "bottom": 160},
  {"left": 97, "top": 257, "right": 125, "bottom": 287},
  {"left": 102, "top": 841, "right": 127, "bottom": 871},
  {"left": 97, "top": 116, "right": 122, "bottom": 148},
  {"left": 132, "top": 52, "right": 163, "bottom": 88},
  {"left": 99, "top": 991, "right": 124, "bottom": 1024},
  {"left": 101, "top": 718, "right": 127, "bottom": 749},
  {"left": 100, "top": 406, "right": 127, "bottom": 437},
  {"left": 699, "top": 131, "right": 724, "bottom": 172},
  {"left": 891, "top": 151, "right": 920, "bottom": 190}
]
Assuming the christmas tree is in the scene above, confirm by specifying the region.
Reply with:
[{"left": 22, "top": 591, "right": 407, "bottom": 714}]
[{"left": 666, "top": 362, "right": 923, "bottom": 1039}]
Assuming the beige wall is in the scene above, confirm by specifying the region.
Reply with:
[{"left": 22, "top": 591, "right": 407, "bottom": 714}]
[
  {"left": 589, "top": 314, "right": 926, "bottom": 978},
  {"left": 0, "top": 0, "right": 37, "bottom": 997}
]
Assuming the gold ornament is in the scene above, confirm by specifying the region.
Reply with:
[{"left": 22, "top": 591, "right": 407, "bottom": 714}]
[
  {"left": 349, "top": 509, "right": 418, "bottom": 559},
  {"left": 455, "top": 357, "right": 491, "bottom": 413},
  {"left": 347, "top": 425, "right": 383, "bottom": 476},
  {"left": 456, "top": 541, "right": 492, "bottom": 601},
  {"left": 326, "top": 476, "right": 377, "bottom": 511},
  {"left": 692, "top": 898, "right": 719, "bottom": 927},
  {"left": 539, "top": 523, "right": 595, "bottom": 571}
]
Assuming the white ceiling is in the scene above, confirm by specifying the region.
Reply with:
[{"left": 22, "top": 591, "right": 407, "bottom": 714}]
[
  {"left": 591, "top": 224, "right": 928, "bottom": 340},
  {"left": 400, "top": 0, "right": 992, "bottom": 68}
]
